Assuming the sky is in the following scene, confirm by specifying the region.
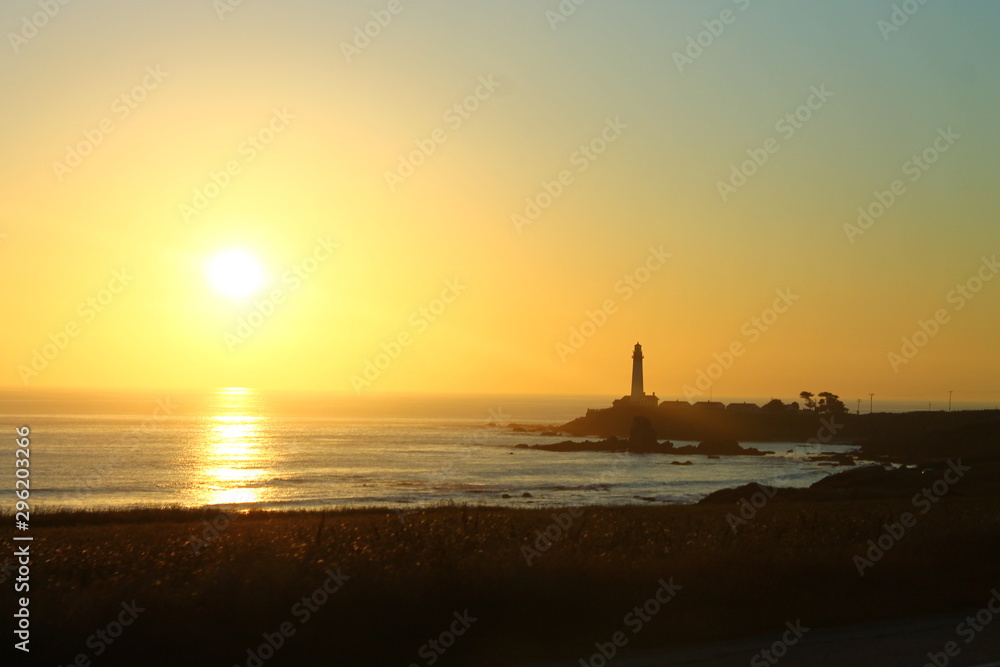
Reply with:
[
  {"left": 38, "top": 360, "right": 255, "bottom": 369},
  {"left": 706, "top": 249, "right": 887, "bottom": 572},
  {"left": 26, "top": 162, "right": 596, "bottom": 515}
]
[{"left": 1, "top": 0, "right": 998, "bottom": 405}]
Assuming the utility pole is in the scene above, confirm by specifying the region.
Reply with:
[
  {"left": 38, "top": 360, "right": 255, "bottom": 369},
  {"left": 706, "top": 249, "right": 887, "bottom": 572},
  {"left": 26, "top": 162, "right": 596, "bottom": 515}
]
[
  {"left": 949, "top": 390, "right": 953, "bottom": 411},
  {"left": 856, "top": 399, "right": 861, "bottom": 415},
  {"left": 869, "top": 393, "right": 874, "bottom": 414}
]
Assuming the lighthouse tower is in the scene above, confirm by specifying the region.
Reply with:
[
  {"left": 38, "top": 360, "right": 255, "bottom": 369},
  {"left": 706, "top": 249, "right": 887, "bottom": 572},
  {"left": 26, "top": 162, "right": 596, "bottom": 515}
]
[
  {"left": 612, "top": 342, "right": 659, "bottom": 408},
  {"left": 623, "top": 342, "right": 658, "bottom": 407},
  {"left": 631, "top": 342, "right": 645, "bottom": 400}
]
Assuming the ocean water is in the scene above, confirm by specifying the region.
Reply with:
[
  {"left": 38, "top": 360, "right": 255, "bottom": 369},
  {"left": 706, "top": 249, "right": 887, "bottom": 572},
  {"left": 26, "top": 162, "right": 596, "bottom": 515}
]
[{"left": 3, "top": 389, "right": 862, "bottom": 511}]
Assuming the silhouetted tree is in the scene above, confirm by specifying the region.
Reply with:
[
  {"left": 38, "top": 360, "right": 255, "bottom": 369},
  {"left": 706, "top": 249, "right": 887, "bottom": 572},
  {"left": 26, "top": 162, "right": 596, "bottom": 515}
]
[
  {"left": 799, "top": 391, "right": 847, "bottom": 416},
  {"left": 816, "top": 392, "right": 848, "bottom": 416}
]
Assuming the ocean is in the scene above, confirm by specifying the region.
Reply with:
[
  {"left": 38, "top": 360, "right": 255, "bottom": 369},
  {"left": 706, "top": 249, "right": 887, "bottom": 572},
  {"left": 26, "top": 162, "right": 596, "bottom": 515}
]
[{"left": 2, "top": 388, "right": 887, "bottom": 512}]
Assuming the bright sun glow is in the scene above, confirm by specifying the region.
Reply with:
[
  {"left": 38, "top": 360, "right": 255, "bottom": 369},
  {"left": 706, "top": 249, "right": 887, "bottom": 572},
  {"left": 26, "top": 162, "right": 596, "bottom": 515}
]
[{"left": 206, "top": 250, "right": 265, "bottom": 299}]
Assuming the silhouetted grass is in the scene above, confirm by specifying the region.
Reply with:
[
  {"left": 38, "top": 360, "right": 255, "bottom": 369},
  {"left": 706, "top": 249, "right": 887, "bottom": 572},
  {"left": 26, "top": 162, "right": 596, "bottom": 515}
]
[{"left": 18, "top": 497, "right": 1000, "bottom": 666}]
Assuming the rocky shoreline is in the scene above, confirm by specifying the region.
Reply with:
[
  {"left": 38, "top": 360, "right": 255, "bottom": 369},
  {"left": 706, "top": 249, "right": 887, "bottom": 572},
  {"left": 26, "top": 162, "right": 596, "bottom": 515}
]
[
  {"left": 515, "top": 437, "right": 772, "bottom": 457},
  {"left": 514, "top": 414, "right": 846, "bottom": 461}
]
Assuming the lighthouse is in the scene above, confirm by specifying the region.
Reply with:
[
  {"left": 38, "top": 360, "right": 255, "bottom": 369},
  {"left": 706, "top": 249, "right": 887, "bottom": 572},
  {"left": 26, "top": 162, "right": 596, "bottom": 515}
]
[
  {"left": 617, "top": 342, "right": 657, "bottom": 407},
  {"left": 631, "top": 342, "right": 645, "bottom": 399}
]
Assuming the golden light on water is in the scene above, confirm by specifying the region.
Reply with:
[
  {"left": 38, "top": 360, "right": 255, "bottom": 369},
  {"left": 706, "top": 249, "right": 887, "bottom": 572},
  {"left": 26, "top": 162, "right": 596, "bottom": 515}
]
[
  {"left": 211, "top": 419, "right": 259, "bottom": 459},
  {"left": 196, "top": 389, "right": 275, "bottom": 506}
]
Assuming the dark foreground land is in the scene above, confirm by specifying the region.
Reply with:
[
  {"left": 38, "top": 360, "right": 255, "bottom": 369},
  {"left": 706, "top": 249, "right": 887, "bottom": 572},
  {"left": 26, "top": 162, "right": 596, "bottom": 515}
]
[{"left": 14, "top": 455, "right": 1000, "bottom": 667}]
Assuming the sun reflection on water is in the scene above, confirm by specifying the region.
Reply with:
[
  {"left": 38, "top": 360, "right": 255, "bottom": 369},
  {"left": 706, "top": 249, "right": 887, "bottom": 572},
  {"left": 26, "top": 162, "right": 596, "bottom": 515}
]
[{"left": 196, "top": 388, "right": 275, "bottom": 506}]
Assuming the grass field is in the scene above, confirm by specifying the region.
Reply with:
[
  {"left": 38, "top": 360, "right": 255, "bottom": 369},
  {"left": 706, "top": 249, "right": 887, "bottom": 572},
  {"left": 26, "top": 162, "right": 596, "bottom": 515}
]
[{"left": 15, "top": 490, "right": 1000, "bottom": 666}]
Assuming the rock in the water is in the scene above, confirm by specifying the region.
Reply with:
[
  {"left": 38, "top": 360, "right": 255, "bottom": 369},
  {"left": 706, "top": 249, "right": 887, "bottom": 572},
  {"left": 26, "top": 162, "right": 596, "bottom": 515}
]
[
  {"left": 696, "top": 439, "right": 743, "bottom": 456},
  {"left": 629, "top": 416, "right": 659, "bottom": 450}
]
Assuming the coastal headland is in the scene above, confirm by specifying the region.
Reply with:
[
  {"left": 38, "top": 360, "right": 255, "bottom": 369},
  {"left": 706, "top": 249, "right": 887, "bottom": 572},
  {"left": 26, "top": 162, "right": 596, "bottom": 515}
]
[{"left": 553, "top": 401, "right": 1000, "bottom": 446}]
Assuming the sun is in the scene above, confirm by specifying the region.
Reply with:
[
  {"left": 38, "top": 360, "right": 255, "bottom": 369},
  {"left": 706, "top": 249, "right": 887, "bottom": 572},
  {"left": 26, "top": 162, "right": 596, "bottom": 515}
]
[{"left": 206, "top": 249, "right": 266, "bottom": 299}]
